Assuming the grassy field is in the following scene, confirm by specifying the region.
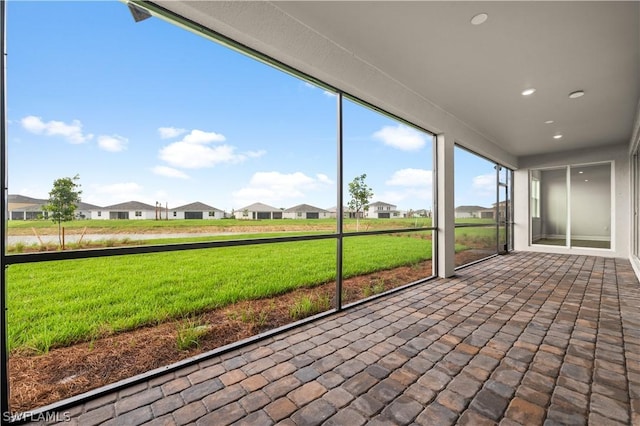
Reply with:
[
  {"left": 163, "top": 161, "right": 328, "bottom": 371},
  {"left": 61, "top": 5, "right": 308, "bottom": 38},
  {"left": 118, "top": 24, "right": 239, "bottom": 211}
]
[
  {"left": 455, "top": 224, "right": 505, "bottom": 248},
  {"left": 7, "top": 233, "right": 433, "bottom": 353},
  {"left": 6, "top": 218, "right": 500, "bottom": 354}
]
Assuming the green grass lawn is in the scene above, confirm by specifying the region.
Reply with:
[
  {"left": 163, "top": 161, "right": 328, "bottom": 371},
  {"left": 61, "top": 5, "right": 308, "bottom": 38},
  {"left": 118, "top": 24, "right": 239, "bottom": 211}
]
[{"left": 7, "top": 233, "right": 433, "bottom": 353}]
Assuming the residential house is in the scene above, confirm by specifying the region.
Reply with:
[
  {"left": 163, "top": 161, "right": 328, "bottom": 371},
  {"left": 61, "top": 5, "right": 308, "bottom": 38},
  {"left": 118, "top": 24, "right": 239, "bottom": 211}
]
[
  {"left": 170, "top": 202, "right": 225, "bottom": 220},
  {"left": 365, "top": 201, "right": 400, "bottom": 219},
  {"left": 235, "top": 202, "right": 283, "bottom": 220},
  {"left": 327, "top": 206, "right": 362, "bottom": 219},
  {"left": 283, "top": 204, "right": 331, "bottom": 219},
  {"left": 8, "top": 194, "right": 99, "bottom": 220},
  {"left": 94, "top": 201, "right": 157, "bottom": 220},
  {"left": 469, "top": 201, "right": 509, "bottom": 221},
  {"left": 454, "top": 205, "right": 488, "bottom": 219},
  {"left": 407, "top": 209, "right": 432, "bottom": 218}
]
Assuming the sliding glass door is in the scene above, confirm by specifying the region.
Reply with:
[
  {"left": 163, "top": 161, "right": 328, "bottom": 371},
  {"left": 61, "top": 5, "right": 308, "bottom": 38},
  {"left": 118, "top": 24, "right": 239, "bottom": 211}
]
[{"left": 531, "top": 163, "right": 611, "bottom": 249}]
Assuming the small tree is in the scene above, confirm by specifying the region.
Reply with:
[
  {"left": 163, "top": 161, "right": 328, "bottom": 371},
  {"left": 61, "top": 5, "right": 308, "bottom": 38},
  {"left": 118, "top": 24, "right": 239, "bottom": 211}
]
[
  {"left": 347, "top": 173, "right": 374, "bottom": 231},
  {"left": 43, "top": 174, "right": 82, "bottom": 246}
]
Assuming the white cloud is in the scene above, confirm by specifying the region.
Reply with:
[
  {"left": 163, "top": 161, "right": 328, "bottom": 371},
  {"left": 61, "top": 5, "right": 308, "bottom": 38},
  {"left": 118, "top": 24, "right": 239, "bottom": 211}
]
[
  {"left": 246, "top": 150, "right": 267, "bottom": 159},
  {"left": 386, "top": 168, "right": 432, "bottom": 187},
  {"left": 21, "top": 115, "right": 93, "bottom": 144},
  {"left": 375, "top": 188, "right": 431, "bottom": 206},
  {"left": 472, "top": 173, "right": 496, "bottom": 195},
  {"left": 376, "top": 168, "right": 434, "bottom": 209},
  {"left": 158, "top": 127, "right": 187, "bottom": 139},
  {"left": 303, "top": 81, "right": 336, "bottom": 98},
  {"left": 316, "top": 173, "right": 333, "bottom": 184},
  {"left": 152, "top": 165, "right": 190, "bottom": 179},
  {"left": 160, "top": 142, "right": 242, "bottom": 169},
  {"left": 233, "top": 171, "right": 334, "bottom": 206},
  {"left": 182, "top": 129, "right": 226, "bottom": 144},
  {"left": 98, "top": 134, "right": 128, "bottom": 152},
  {"left": 158, "top": 129, "right": 264, "bottom": 169},
  {"left": 373, "top": 124, "right": 426, "bottom": 151}
]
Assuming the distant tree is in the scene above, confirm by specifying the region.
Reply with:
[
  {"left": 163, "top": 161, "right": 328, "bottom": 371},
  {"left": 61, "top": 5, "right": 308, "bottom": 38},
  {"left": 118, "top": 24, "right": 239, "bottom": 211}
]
[
  {"left": 347, "top": 173, "right": 374, "bottom": 231},
  {"left": 43, "top": 174, "right": 82, "bottom": 246}
]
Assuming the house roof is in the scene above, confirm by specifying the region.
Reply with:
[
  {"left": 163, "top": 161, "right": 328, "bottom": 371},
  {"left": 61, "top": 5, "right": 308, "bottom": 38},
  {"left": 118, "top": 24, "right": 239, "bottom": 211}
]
[
  {"left": 78, "top": 201, "right": 102, "bottom": 210},
  {"left": 237, "top": 202, "right": 281, "bottom": 212},
  {"left": 455, "top": 205, "right": 488, "bottom": 213},
  {"left": 8, "top": 194, "right": 47, "bottom": 204},
  {"left": 103, "top": 201, "right": 157, "bottom": 210},
  {"left": 9, "top": 196, "right": 101, "bottom": 211},
  {"left": 367, "top": 201, "right": 397, "bottom": 208},
  {"left": 326, "top": 206, "right": 357, "bottom": 213},
  {"left": 173, "top": 202, "right": 222, "bottom": 212},
  {"left": 284, "top": 203, "right": 329, "bottom": 213}
]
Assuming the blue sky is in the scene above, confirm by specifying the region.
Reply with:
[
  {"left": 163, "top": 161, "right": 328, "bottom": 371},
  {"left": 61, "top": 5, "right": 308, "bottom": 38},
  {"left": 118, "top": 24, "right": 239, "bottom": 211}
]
[{"left": 7, "top": 1, "right": 497, "bottom": 212}]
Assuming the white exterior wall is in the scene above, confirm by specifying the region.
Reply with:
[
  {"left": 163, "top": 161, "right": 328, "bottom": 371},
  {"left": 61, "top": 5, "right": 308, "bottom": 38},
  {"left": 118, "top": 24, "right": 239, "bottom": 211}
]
[
  {"left": 236, "top": 210, "right": 253, "bottom": 220},
  {"left": 283, "top": 211, "right": 330, "bottom": 219},
  {"left": 514, "top": 144, "right": 629, "bottom": 258},
  {"left": 130, "top": 210, "right": 155, "bottom": 220},
  {"left": 91, "top": 210, "right": 109, "bottom": 220},
  {"left": 455, "top": 212, "right": 474, "bottom": 219},
  {"left": 629, "top": 101, "right": 640, "bottom": 279},
  {"left": 169, "top": 211, "right": 223, "bottom": 220},
  {"left": 75, "top": 209, "right": 92, "bottom": 220}
]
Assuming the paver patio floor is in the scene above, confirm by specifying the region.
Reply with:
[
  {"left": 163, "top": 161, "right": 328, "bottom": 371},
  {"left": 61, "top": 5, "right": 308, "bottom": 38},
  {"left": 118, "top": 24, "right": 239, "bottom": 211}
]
[{"left": 25, "top": 252, "right": 640, "bottom": 425}]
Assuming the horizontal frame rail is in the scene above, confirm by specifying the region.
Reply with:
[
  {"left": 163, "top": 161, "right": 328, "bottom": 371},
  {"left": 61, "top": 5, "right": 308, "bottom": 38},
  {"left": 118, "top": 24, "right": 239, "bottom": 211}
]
[{"left": 5, "top": 226, "right": 437, "bottom": 265}]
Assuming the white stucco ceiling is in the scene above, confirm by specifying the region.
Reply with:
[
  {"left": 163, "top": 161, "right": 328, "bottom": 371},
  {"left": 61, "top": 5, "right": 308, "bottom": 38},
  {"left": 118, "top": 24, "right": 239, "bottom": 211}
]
[{"left": 154, "top": 1, "right": 639, "bottom": 159}]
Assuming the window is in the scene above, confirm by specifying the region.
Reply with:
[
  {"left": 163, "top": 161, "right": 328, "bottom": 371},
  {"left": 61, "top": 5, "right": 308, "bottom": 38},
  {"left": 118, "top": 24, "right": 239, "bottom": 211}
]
[
  {"left": 530, "top": 163, "right": 611, "bottom": 249},
  {"left": 97, "top": 211, "right": 101, "bottom": 217},
  {"left": 3, "top": 1, "right": 436, "bottom": 414},
  {"left": 454, "top": 145, "right": 513, "bottom": 266},
  {"left": 531, "top": 177, "right": 540, "bottom": 218},
  {"left": 342, "top": 97, "right": 435, "bottom": 307}
]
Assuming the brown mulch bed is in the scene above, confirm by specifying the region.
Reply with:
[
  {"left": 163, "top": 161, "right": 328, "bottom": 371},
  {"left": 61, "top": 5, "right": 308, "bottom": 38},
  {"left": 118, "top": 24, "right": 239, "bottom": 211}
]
[{"left": 9, "top": 250, "right": 491, "bottom": 412}]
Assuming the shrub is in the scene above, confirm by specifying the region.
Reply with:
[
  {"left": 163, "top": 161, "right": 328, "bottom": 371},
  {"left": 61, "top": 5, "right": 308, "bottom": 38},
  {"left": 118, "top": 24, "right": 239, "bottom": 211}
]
[
  {"left": 176, "top": 319, "right": 209, "bottom": 351},
  {"left": 289, "top": 294, "right": 331, "bottom": 320}
]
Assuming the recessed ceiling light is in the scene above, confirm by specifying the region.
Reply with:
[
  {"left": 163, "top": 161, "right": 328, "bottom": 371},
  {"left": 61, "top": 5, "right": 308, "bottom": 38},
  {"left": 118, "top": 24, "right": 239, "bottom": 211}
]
[
  {"left": 471, "top": 13, "right": 488, "bottom": 25},
  {"left": 569, "top": 90, "right": 585, "bottom": 99},
  {"left": 578, "top": 171, "right": 584, "bottom": 174},
  {"left": 553, "top": 134, "right": 563, "bottom": 139},
  {"left": 521, "top": 88, "right": 536, "bottom": 96},
  {"left": 544, "top": 120, "right": 554, "bottom": 124},
  {"left": 585, "top": 179, "right": 589, "bottom": 182}
]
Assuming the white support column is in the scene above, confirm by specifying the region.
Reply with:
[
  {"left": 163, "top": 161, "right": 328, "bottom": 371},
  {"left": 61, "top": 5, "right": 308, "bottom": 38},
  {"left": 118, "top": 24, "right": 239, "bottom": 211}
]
[{"left": 437, "top": 133, "right": 456, "bottom": 278}]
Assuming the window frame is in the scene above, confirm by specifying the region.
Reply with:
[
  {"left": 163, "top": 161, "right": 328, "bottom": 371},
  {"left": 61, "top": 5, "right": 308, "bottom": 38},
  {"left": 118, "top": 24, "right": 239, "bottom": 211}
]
[{"left": 0, "top": 1, "right": 441, "bottom": 417}]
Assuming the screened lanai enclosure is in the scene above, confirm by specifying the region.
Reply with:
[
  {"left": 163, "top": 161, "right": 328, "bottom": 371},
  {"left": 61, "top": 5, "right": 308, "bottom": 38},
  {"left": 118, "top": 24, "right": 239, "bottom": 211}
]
[
  {"left": 0, "top": 1, "right": 639, "bottom": 423},
  {"left": 0, "top": 0, "right": 520, "bottom": 415}
]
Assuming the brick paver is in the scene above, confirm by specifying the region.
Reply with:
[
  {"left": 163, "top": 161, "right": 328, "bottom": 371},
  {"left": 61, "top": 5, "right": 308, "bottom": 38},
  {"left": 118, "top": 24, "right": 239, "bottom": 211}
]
[{"left": 23, "top": 253, "right": 640, "bottom": 425}]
